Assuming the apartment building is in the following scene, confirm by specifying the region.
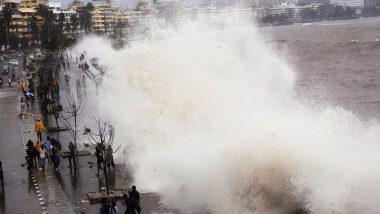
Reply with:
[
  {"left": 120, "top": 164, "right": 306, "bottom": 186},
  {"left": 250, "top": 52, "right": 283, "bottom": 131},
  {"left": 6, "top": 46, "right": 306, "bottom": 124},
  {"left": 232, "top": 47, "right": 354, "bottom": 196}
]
[
  {"left": 16, "top": 7, "right": 36, "bottom": 37},
  {"left": 91, "top": 2, "right": 129, "bottom": 35},
  {"left": 49, "top": 2, "right": 76, "bottom": 24},
  {"left": 330, "top": 0, "right": 365, "bottom": 7},
  {"left": 20, "top": 0, "right": 44, "bottom": 8}
]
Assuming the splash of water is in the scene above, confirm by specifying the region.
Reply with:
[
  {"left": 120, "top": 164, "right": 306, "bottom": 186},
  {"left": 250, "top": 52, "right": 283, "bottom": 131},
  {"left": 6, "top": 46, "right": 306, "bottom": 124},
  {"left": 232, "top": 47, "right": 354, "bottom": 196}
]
[{"left": 74, "top": 13, "right": 380, "bottom": 214}]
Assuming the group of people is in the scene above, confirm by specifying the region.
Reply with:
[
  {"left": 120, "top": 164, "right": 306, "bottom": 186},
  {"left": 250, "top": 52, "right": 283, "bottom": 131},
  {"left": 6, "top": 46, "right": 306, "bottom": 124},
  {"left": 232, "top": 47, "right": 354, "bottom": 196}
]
[
  {"left": 78, "top": 61, "right": 90, "bottom": 71},
  {"left": 19, "top": 80, "right": 34, "bottom": 115},
  {"left": 24, "top": 136, "right": 62, "bottom": 172},
  {"left": 100, "top": 185, "right": 141, "bottom": 214},
  {"left": 95, "top": 145, "right": 115, "bottom": 176}
]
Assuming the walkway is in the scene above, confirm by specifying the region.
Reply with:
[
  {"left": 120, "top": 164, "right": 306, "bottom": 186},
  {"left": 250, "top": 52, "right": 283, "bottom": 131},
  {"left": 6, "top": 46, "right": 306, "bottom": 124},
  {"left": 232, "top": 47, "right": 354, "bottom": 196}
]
[{"left": 19, "top": 108, "right": 75, "bottom": 214}]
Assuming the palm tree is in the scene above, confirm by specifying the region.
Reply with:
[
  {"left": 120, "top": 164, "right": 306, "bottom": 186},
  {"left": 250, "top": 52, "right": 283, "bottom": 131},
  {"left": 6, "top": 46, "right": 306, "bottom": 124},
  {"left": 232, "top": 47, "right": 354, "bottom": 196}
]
[
  {"left": 28, "top": 15, "right": 38, "bottom": 41},
  {"left": 83, "top": 3, "right": 94, "bottom": 33},
  {"left": 0, "top": 17, "right": 6, "bottom": 46},
  {"left": 85, "top": 3, "right": 94, "bottom": 12},
  {"left": 65, "top": 22, "right": 71, "bottom": 37},
  {"left": 37, "top": 4, "right": 49, "bottom": 19},
  {"left": 2, "top": 6, "right": 13, "bottom": 49}
]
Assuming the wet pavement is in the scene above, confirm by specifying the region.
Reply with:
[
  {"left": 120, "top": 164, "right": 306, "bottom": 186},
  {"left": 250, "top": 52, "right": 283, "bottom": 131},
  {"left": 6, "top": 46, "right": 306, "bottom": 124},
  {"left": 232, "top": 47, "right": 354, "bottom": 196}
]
[
  {"left": 48, "top": 55, "right": 175, "bottom": 213},
  {"left": 0, "top": 53, "right": 174, "bottom": 214},
  {"left": 0, "top": 63, "right": 41, "bottom": 214},
  {"left": 20, "top": 117, "right": 75, "bottom": 213}
]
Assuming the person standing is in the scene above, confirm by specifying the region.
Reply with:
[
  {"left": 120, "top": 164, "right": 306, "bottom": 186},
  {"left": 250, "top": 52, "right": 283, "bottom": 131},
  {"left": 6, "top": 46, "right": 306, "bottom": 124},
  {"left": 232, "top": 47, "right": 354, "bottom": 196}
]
[
  {"left": 96, "top": 146, "right": 103, "bottom": 176},
  {"left": 129, "top": 186, "right": 141, "bottom": 214},
  {"left": 40, "top": 145, "right": 47, "bottom": 172},
  {"left": 68, "top": 141, "right": 76, "bottom": 167},
  {"left": 35, "top": 118, "right": 44, "bottom": 141},
  {"left": 106, "top": 145, "right": 115, "bottom": 171}
]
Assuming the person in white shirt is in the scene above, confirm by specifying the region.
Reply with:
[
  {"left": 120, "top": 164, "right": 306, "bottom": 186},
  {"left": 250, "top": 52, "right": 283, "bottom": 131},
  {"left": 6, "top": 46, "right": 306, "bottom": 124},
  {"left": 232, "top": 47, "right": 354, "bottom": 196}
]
[{"left": 40, "top": 145, "right": 47, "bottom": 173}]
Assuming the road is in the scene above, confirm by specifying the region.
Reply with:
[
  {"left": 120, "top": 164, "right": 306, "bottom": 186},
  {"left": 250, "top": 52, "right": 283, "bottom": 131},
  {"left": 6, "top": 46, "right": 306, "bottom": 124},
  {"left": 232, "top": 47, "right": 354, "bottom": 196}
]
[{"left": 0, "top": 60, "right": 41, "bottom": 214}]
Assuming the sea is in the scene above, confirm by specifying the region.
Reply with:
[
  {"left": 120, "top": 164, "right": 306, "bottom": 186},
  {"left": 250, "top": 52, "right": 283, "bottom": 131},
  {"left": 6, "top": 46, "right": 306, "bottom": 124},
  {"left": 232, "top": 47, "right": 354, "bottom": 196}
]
[{"left": 262, "top": 16, "right": 380, "bottom": 121}]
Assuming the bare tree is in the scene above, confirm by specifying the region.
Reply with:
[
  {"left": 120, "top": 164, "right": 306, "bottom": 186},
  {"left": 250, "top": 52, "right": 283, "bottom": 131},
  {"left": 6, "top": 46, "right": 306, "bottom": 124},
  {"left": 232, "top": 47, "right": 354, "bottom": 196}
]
[
  {"left": 84, "top": 119, "right": 119, "bottom": 194},
  {"left": 60, "top": 93, "right": 84, "bottom": 155}
]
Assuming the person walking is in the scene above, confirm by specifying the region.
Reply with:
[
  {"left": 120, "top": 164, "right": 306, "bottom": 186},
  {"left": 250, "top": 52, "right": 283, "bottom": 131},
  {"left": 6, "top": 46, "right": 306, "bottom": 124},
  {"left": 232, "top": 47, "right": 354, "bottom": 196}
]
[
  {"left": 110, "top": 201, "right": 118, "bottom": 214},
  {"left": 11, "top": 68, "right": 16, "bottom": 81},
  {"left": 34, "top": 140, "right": 41, "bottom": 168},
  {"left": 44, "top": 136, "right": 52, "bottom": 165},
  {"left": 20, "top": 97, "right": 26, "bottom": 114},
  {"left": 35, "top": 118, "right": 44, "bottom": 141},
  {"left": 26, "top": 141, "right": 35, "bottom": 169},
  {"left": 25, "top": 96, "right": 30, "bottom": 113},
  {"left": 129, "top": 185, "right": 141, "bottom": 214},
  {"left": 123, "top": 194, "right": 137, "bottom": 214},
  {"left": 82, "top": 75, "right": 86, "bottom": 87},
  {"left": 68, "top": 141, "right": 76, "bottom": 167},
  {"left": 52, "top": 144, "right": 60, "bottom": 171},
  {"left": 8, "top": 76, "right": 11, "bottom": 87},
  {"left": 40, "top": 145, "right": 47, "bottom": 172},
  {"left": 100, "top": 198, "right": 110, "bottom": 214}
]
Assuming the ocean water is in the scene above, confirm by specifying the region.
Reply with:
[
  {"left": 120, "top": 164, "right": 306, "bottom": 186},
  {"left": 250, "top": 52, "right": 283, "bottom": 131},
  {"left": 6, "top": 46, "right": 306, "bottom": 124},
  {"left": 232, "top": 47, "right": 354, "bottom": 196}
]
[{"left": 262, "top": 17, "right": 380, "bottom": 120}]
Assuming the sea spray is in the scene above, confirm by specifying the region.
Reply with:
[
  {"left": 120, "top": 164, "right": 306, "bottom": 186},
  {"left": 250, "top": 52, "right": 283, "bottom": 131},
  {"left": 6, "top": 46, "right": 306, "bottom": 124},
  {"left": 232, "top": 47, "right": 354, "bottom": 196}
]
[{"left": 73, "top": 13, "right": 380, "bottom": 213}]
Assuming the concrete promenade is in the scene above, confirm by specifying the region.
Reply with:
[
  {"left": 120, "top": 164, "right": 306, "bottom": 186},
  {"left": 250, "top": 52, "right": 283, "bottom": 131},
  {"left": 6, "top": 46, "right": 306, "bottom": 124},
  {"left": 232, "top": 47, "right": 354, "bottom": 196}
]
[
  {"left": 20, "top": 116, "right": 75, "bottom": 214},
  {"left": 0, "top": 52, "right": 173, "bottom": 214}
]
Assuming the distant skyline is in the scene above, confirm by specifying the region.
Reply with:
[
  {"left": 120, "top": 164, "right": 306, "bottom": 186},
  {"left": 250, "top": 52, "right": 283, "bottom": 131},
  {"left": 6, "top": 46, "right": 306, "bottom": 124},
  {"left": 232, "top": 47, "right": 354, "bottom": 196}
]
[
  {"left": 57, "top": 0, "right": 211, "bottom": 8},
  {"left": 57, "top": 0, "right": 255, "bottom": 9}
]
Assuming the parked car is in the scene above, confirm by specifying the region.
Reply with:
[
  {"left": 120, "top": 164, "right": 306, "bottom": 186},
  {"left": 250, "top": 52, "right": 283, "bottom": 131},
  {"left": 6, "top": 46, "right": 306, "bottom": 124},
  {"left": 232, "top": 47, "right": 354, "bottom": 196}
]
[
  {"left": 8, "top": 59, "right": 19, "bottom": 66},
  {"left": 2, "top": 64, "right": 9, "bottom": 75}
]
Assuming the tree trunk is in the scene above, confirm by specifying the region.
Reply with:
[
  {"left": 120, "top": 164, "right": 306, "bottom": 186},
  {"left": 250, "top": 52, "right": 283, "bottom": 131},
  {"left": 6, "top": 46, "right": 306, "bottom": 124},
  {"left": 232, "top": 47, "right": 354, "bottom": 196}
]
[
  {"left": 103, "top": 157, "right": 109, "bottom": 194},
  {"left": 55, "top": 116, "right": 59, "bottom": 128}
]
